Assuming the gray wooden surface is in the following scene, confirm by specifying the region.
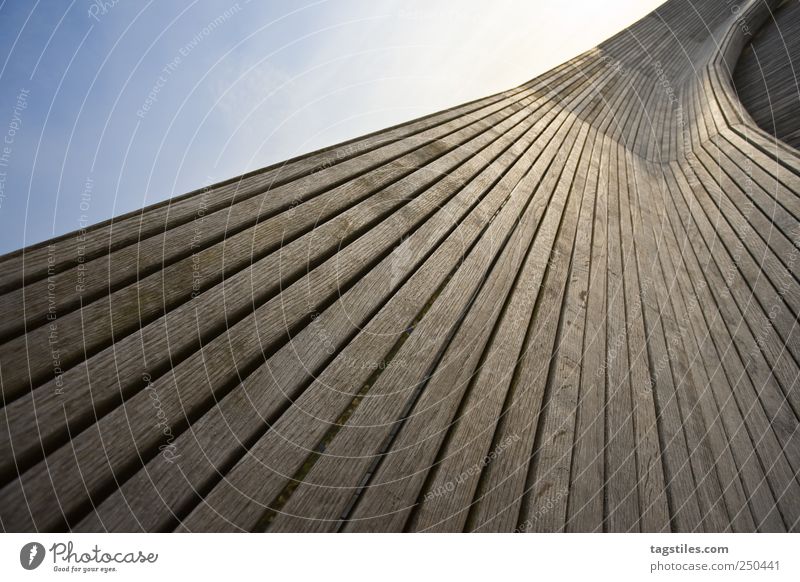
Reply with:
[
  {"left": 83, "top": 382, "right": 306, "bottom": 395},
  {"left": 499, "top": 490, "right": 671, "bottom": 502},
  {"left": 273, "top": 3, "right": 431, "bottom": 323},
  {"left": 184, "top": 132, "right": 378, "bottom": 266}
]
[
  {"left": 1, "top": 0, "right": 798, "bottom": 532},
  {"left": 734, "top": 0, "right": 800, "bottom": 149}
]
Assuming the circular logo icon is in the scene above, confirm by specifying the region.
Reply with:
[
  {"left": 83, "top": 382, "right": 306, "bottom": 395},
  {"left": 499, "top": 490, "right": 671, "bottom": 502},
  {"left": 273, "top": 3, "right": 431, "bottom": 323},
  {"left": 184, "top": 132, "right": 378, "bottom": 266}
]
[{"left": 20, "top": 542, "right": 46, "bottom": 570}]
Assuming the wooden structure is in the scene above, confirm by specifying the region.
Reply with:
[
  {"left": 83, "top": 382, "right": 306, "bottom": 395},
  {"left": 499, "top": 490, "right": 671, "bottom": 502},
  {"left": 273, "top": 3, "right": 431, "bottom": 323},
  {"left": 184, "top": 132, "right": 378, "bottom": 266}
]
[
  {"left": 734, "top": 0, "right": 800, "bottom": 148},
  {"left": 1, "top": 0, "right": 799, "bottom": 532}
]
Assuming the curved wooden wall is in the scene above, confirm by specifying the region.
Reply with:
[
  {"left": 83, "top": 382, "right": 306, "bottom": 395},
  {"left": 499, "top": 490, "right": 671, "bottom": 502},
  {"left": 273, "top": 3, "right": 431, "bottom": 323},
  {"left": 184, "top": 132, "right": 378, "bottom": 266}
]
[
  {"left": 1, "top": 0, "right": 798, "bottom": 532},
  {"left": 734, "top": 0, "right": 800, "bottom": 149}
]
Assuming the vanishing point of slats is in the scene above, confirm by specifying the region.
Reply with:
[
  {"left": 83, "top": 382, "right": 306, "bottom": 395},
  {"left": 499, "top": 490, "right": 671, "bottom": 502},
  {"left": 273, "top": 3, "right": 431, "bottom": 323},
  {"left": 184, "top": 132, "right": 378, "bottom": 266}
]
[{"left": 1, "top": 0, "right": 799, "bottom": 532}]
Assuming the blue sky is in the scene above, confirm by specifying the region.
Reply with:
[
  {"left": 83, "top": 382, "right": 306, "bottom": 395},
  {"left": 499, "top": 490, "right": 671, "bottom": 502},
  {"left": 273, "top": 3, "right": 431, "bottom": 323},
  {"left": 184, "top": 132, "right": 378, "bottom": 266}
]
[{"left": 0, "top": 0, "right": 665, "bottom": 254}]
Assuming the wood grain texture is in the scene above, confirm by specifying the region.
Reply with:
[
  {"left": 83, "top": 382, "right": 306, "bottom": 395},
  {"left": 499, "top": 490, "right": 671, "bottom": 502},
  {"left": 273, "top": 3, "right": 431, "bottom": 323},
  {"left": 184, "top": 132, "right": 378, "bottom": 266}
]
[{"left": 1, "top": 0, "right": 798, "bottom": 532}]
